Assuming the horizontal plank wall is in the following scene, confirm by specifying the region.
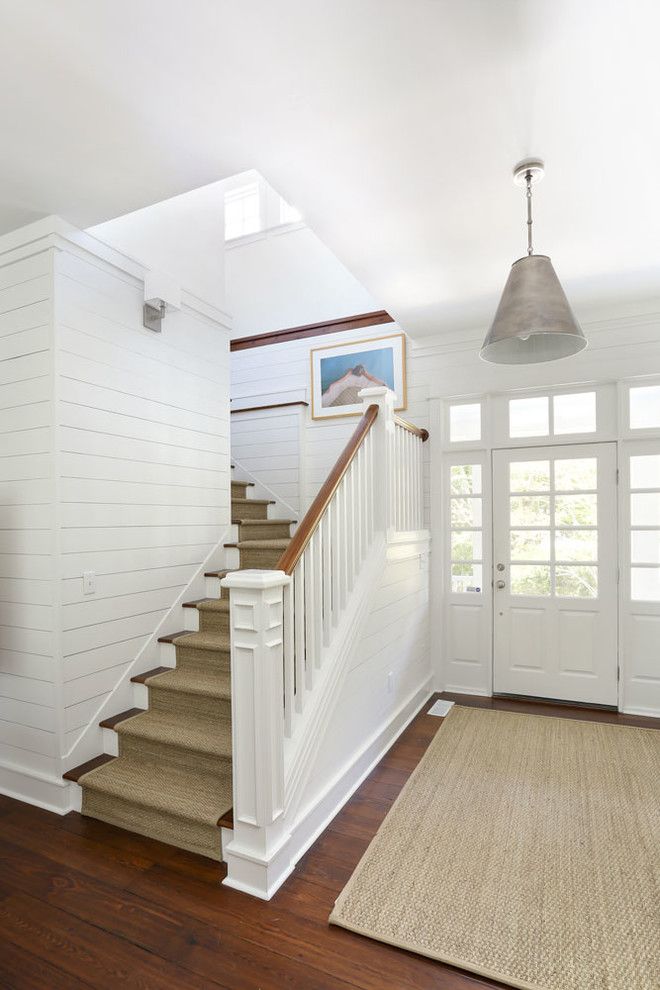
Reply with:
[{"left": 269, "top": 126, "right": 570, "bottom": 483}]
[
  {"left": 54, "top": 240, "right": 231, "bottom": 759},
  {"left": 0, "top": 217, "right": 232, "bottom": 809},
  {"left": 0, "top": 245, "right": 58, "bottom": 804}
]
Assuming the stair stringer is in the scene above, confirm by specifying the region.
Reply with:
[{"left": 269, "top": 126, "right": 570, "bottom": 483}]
[
  {"left": 231, "top": 454, "right": 299, "bottom": 522},
  {"left": 62, "top": 522, "right": 233, "bottom": 804}
]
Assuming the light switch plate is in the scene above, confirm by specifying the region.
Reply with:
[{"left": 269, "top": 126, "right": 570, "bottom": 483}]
[{"left": 83, "top": 570, "right": 96, "bottom": 595}]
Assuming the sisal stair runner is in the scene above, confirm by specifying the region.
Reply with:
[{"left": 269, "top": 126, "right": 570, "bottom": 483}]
[{"left": 69, "top": 477, "right": 295, "bottom": 861}]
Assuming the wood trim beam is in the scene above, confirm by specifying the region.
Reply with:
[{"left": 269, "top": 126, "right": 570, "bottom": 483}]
[
  {"left": 394, "top": 415, "right": 429, "bottom": 441},
  {"left": 230, "top": 401, "right": 309, "bottom": 414},
  {"left": 277, "top": 404, "right": 379, "bottom": 575},
  {"left": 230, "top": 310, "right": 394, "bottom": 351}
]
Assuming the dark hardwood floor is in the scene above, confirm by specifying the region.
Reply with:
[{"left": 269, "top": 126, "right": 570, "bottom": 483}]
[{"left": 0, "top": 692, "right": 657, "bottom": 989}]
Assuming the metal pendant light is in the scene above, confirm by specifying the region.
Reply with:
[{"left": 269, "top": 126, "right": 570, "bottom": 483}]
[{"left": 480, "top": 159, "right": 587, "bottom": 364}]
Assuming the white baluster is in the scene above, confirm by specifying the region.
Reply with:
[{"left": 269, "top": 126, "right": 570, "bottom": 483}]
[
  {"left": 330, "top": 495, "right": 340, "bottom": 627},
  {"left": 283, "top": 579, "right": 294, "bottom": 737},
  {"left": 294, "top": 559, "right": 305, "bottom": 712},
  {"left": 321, "top": 510, "right": 332, "bottom": 646},
  {"left": 303, "top": 543, "right": 315, "bottom": 690},
  {"left": 312, "top": 527, "right": 323, "bottom": 668}
]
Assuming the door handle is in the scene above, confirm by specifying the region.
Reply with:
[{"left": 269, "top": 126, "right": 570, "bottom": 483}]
[{"left": 496, "top": 580, "right": 506, "bottom": 590}]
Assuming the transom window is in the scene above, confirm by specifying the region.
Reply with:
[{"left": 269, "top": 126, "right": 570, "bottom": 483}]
[
  {"left": 508, "top": 456, "right": 599, "bottom": 598},
  {"left": 449, "top": 464, "right": 483, "bottom": 593},
  {"left": 629, "top": 384, "right": 660, "bottom": 431},
  {"left": 509, "top": 391, "right": 596, "bottom": 439},
  {"left": 449, "top": 402, "right": 481, "bottom": 443}
]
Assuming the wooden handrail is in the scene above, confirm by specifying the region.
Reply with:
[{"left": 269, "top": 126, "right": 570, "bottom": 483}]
[
  {"left": 394, "top": 415, "right": 429, "bottom": 442},
  {"left": 277, "top": 404, "right": 379, "bottom": 575}
]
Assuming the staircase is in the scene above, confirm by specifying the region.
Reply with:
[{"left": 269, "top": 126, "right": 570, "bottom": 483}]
[{"left": 64, "top": 473, "right": 296, "bottom": 861}]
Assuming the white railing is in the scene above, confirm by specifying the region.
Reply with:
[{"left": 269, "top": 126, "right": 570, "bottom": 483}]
[{"left": 221, "top": 386, "right": 428, "bottom": 898}]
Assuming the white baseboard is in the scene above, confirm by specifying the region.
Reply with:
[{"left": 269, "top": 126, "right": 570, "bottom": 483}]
[{"left": 0, "top": 757, "right": 71, "bottom": 815}]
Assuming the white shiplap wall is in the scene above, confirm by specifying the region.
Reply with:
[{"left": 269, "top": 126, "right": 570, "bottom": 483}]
[
  {"left": 55, "top": 242, "right": 231, "bottom": 760},
  {"left": 0, "top": 218, "right": 232, "bottom": 809},
  {"left": 0, "top": 244, "right": 59, "bottom": 805}
]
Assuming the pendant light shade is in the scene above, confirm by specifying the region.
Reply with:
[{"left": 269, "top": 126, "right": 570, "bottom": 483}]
[
  {"left": 480, "top": 160, "right": 587, "bottom": 365},
  {"left": 480, "top": 254, "right": 586, "bottom": 364}
]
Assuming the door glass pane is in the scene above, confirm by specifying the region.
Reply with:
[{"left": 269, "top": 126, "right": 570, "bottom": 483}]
[
  {"left": 631, "top": 567, "right": 660, "bottom": 601},
  {"left": 553, "top": 392, "right": 596, "bottom": 434},
  {"left": 631, "top": 530, "right": 660, "bottom": 564},
  {"left": 509, "top": 461, "right": 550, "bottom": 492},
  {"left": 631, "top": 493, "right": 660, "bottom": 526},
  {"left": 451, "top": 563, "right": 483, "bottom": 593},
  {"left": 450, "top": 463, "right": 482, "bottom": 494},
  {"left": 510, "top": 530, "right": 551, "bottom": 561},
  {"left": 450, "top": 403, "right": 481, "bottom": 442},
  {"left": 510, "top": 565, "right": 551, "bottom": 596},
  {"left": 630, "top": 385, "right": 660, "bottom": 430},
  {"left": 555, "top": 494, "right": 597, "bottom": 527},
  {"left": 555, "top": 529, "right": 598, "bottom": 562},
  {"left": 451, "top": 530, "right": 482, "bottom": 561},
  {"left": 510, "top": 496, "right": 550, "bottom": 527},
  {"left": 630, "top": 455, "right": 660, "bottom": 489},
  {"left": 451, "top": 497, "right": 482, "bottom": 527},
  {"left": 509, "top": 396, "right": 549, "bottom": 438},
  {"left": 554, "top": 458, "right": 597, "bottom": 492},
  {"left": 555, "top": 565, "right": 598, "bottom": 598}
]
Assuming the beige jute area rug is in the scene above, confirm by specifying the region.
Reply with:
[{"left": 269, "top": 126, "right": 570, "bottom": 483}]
[{"left": 330, "top": 705, "right": 660, "bottom": 990}]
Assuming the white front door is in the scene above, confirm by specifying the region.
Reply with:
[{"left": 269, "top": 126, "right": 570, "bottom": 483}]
[{"left": 493, "top": 443, "right": 618, "bottom": 706}]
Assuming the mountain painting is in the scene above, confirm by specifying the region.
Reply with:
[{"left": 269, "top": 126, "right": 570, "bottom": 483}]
[
  {"left": 311, "top": 333, "right": 406, "bottom": 420},
  {"left": 320, "top": 348, "right": 395, "bottom": 407}
]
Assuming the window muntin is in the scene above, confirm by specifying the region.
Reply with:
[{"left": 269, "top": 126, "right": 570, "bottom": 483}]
[
  {"left": 630, "top": 451, "right": 660, "bottom": 601},
  {"left": 449, "top": 462, "right": 483, "bottom": 593},
  {"left": 507, "top": 456, "right": 599, "bottom": 598}
]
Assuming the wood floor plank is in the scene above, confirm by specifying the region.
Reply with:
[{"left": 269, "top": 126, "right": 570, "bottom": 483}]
[{"left": 0, "top": 692, "right": 656, "bottom": 989}]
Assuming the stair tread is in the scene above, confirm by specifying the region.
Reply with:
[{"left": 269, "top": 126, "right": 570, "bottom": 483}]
[
  {"left": 64, "top": 754, "right": 115, "bottom": 782},
  {"left": 204, "top": 568, "right": 237, "bottom": 579},
  {"left": 231, "top": 481, "right": 255, "bottom": 487},
  {"left": 147, "top": 665, "right": 231, "bottom": 699},
  {"left": 231, "top": 497, "right": 275, "bottom": 506},
  {"left": 117, "top": 708, "right": 232, "bottom": 759},
  {"left": 165, "top": 629, "right": 230, "bottom": 652},
  {"left": 100, "top": 708, "right": 144, "bottom": 730},
  {"left": 79, "top": 754, "right": 232, "bottom": 827},
  {"left": 217, "top": 807, "right": 234, "bottom": 829},
  {"left": 235, "top": 539, "right": 290, "bottom": 549},
  {"left": 131, "top": 666, "right": 170, "bottom": 684},
  {"left": 235, "top": 518, "right": 296, "bottom": 525},
  {"left": 196, "top": 598, "right": 229, "bottom": 613}
]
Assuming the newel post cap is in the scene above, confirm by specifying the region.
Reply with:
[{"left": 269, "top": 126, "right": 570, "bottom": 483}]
[
  {"left": 359, "top": 385, "right": 395, "bottom": 414},
  {"left": 221, "top": 569, "right": 290, "bottom": 591}
]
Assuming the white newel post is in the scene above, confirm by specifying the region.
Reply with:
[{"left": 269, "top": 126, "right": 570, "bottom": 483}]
[
  {"left": 220, "top": 568, "right": 294, "bottom": 899},
  {"left": 358, "top": 386, "right": 396, "bottom": 535}
]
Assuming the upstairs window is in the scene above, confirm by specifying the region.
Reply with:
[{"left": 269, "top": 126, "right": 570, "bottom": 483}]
[
  {"left": 225, "top": 182, "right": 261, "bottom": 240},
  {"left": 279, "top": 198, "right": 302, "bottom": 226}
]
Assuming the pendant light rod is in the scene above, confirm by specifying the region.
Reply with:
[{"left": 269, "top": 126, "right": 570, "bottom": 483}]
[{"left": 526, "top": 170, "right": 533, "bottom": 256}]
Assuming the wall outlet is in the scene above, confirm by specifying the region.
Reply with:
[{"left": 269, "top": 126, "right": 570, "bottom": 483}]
[
  {"left": 387, "top": 671, "right": 394, "bottom": 694},
  {"left": 83, "top": 570, "right": 96, "bottom": 595}
]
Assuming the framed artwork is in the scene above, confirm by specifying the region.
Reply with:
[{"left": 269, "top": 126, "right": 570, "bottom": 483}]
[{"left": 310, "top": 333, "right": 407, "bottom": 420}]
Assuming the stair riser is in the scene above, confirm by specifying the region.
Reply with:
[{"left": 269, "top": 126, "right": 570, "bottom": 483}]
[
  {"left": 238, "top": 547, "right": 284, "bottom": 569},
  {"left": 82, "top": 790, "right": 224, "bottom": 862},
  {"left": 231, "top": 482, "right": 250, "bottom": 498},
  {"left": 149, "top": 686, "right": 231, "bottom": 721},
  {"left": 198, "top": 609, "right": 229, "bottom": 635},
  {"left": 118, "top": 732, "right": 232, "bottom": 777},
  {"left": 175, "top": 644, "right": 231, "bottom": 674},
  {"left": 231, "top": 501, "right": 269, "bottom": 521},
  {"left": 238, "top": 522, "right": 292, "bottom": 541}
]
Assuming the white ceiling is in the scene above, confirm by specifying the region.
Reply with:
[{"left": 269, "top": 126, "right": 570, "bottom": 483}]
[{"left": 1, "top": 0, "right": 659, "bottom": 337}]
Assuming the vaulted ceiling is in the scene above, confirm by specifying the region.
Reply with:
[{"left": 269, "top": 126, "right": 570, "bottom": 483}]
[{"left": 1, "top": 0, "right": 659, "bottom": 337}]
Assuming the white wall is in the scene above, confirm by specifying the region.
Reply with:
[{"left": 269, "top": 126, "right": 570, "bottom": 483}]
[
  {"left": 88, "top": 180, "right": 226, "bottom": 312},
  {"left": 0, "top": 246, "right": 59, "bottom": 805},
  {"left": 227, "top": 224, "right": 377, "bottom": 336},
  {"left": 0, "top": 217, "right": 232, "bottom": 810}
]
